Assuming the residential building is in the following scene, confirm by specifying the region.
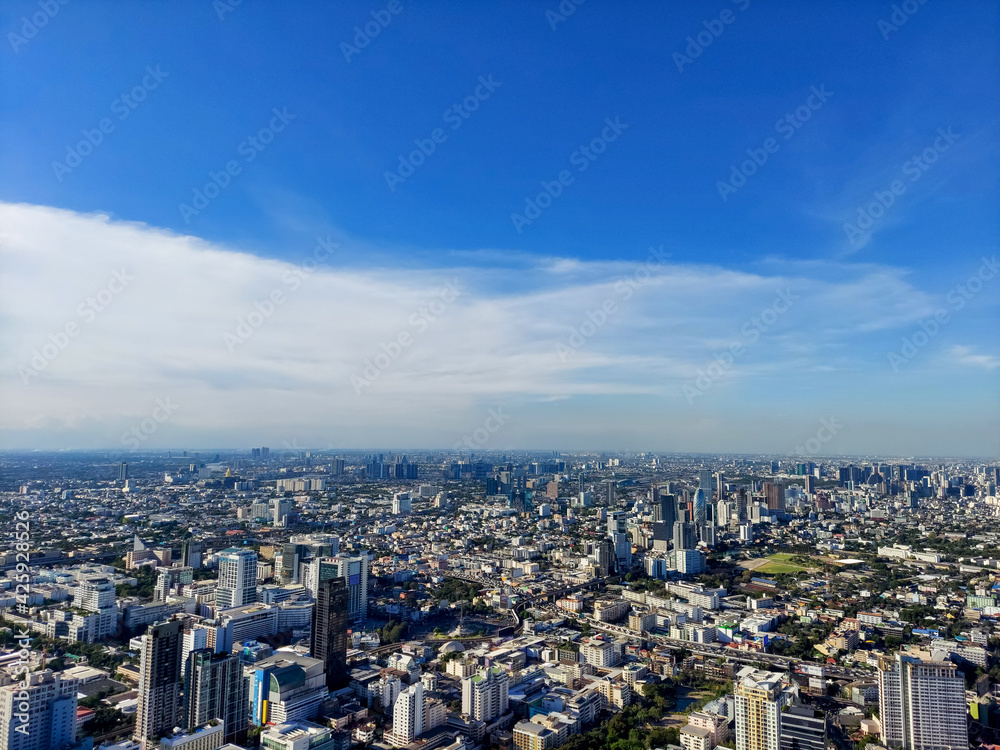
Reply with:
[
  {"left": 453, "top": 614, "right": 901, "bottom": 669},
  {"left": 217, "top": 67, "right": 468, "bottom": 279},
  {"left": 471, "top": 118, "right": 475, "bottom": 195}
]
[
  {"left": 877, "top": 652, "right": 967, "bottom": 750},
  {"left": 0, "top": 670, "right": 78, "bottom": 750}
]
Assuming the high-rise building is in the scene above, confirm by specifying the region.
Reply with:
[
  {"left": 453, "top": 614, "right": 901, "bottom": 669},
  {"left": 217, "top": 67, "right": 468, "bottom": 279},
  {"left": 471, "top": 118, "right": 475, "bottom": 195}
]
[
  {"left": 391, "top": 682, "right": 425, "bottom": 746},
  {"left": 135, "top": 619, "right": 183, "bottom": 745},
  {"left": 118, "top": 461, "right": 129, "bottom": 481},
  {"left": 733, "top": 669, "right": 795, "bottom": 750},
  {"left": 462, "top": 666, "right": 509, "bottom": 722},
  {"left": 311, "top": 577, "right": 349, "bottom": 690},
  {"left": 216, "top": 548, "right": 258, "bottom": 610},
  {"left": 654, "top": 492, "right": 677, "bottom": 528},
  {"left": 0, "top": 670, "right": 78, "bottom": 750},
  {"left": 304, "top": 554, "right": 368, "bottom": 622},
  {"left": 877, "top": 652, "right": 967, "bottom": 750},
  {"left": 673, "top": 520, "right": 696, "bottom": 551},
  {"left": 392, "top": 492, "right": 412, "bottom": 515},
  {"left": 692, "top": 489, "right": 708, "bottom": 527},
  {"left": 184, "top": 648, "right": 249, "bottom": 746},
  {"left": 155, "top": 566, "right": 194, "bottom": 602},
  {"left": 764, "top": 483, "right": 785, "bottom": 513},
  {"left": 250, "top": 653, "right": 327, "bottom": 726},
  {"left": 181, "top": 539, "right": 203, "bottom": 569},
  {"left": 779, "top": 706, "right": 826, "bottom": 750},
  {"left": 605, "top": 480, "right": 615, "bottom": 504}
]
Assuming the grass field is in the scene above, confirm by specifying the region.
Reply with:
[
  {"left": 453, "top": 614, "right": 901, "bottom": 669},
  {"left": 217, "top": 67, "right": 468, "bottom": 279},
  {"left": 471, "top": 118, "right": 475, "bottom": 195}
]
[{"left": 756, "top": 553, "right": 813, "bottom": 574}]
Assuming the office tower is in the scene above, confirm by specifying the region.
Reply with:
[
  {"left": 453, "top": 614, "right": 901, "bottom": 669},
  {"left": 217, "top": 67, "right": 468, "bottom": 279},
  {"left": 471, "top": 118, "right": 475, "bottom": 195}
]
[
  {"left": 250, "top": 653, "right": 327, "bottom": 726},
  {"left": 134, "top": 620, "right": 183, "bottom": 745},
  {"left": 607, "top": 510, "right": 626, "bottom": 537},
  {"left": 700, "top": 522, "right": 716, "bottom": 547},
  {"left": 673, "top": 520, "right": 696, "bottom": 551},
  {"left": 304, "top": 554, "right": 368, "bottom": 621},
  {"left": 605, "top": 480, "right": 615, "bottom": 504},
  {"left": 692, "top": 489, "right": 708, "bottom": 526},
  {"left": 392, "top": 491, "right": 412, "bottom": 514},
  {"left": 312, "top": 577, "right": 349, "bottom": 690},
  {"left": 779, "top": 706, "right": 826, "bottom": 750},
  {"left": 462, "top": 666, "right": 509, "bottom": 722},
  {"left": 714, "top": 471, "right": 724, "bottom": 498},
  {"left": 391, "top": 682, "right": 425, "bottom": 746},
  {"left": 155, "top": 566, "right": 194, "bottom": 602},
  {"left": 877, "top": 653, "right": 967, "bottom": 750},
  {"left": 763, "top": 483, "right": 785, "bottom": 513},
  {"left": 594, "top": 538, "right": 614, "bottom": 576},
  {"left": 118, "top": 461, "right": 129, "bottom": 481},
  {"left": 181, "top": 539, "right": 203, "bottom": 569},
  {"left": 216, "top": 548, "right": 257, "bottom": 610},
  {"left": 74, "top": 576, "right": 115, "bottom": 611},
  {"left": 613, "top": 532, "right": 632, "bottom": 571},
  {"left": 0, "top": 670, "right": 78, "bottom": 750},
  {"left": 699, "top": 470, "right": 713, "bottom": 497},
  {"left": 653, "top": 491, "right": 677, "bottom": 528},
  {"left": 733, "top": 669, "right": 795, "bottom": 750},
  {"left": 184, "top": 648, "right": 248, "bottom": 746}
]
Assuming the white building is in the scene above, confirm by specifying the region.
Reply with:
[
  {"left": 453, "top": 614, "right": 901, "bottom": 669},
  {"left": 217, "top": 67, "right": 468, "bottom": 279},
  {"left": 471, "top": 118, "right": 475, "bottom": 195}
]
[
  {"left": 877, "top": 652, "right": 967, "bottom": 750},
  {"left": 390, "top": 682, "right": 424, "bottom": 746},
  {"left": 462, "top": 667, "right": 509, "bottom": 722},
  {"left": 215, "top": 549, "right": 257, "bottom": 609},
  {"left": 0, "top": 670, "right": 78, "bottom": 750}
]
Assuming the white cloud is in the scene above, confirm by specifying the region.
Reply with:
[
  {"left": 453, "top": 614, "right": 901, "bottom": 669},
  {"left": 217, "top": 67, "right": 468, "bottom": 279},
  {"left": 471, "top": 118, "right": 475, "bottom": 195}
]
[
  {"left": 950, "top": 345, "right": 1000, "bottom": 371},
  {"left": 0, "top": 202, "right": 973, "bottom": 450}
]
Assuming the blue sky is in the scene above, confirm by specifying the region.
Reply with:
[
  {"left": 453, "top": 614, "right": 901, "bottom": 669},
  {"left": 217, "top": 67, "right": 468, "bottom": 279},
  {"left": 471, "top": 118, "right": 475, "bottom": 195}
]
[{"left": 1, "top": 0, "right": 998, "bottom": 455}]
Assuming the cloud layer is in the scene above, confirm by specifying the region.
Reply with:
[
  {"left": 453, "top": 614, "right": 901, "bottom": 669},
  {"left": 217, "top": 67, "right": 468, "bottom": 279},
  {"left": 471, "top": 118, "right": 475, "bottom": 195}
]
[{"left": 0, "top": 202, "right": 993, "bottom": 455}]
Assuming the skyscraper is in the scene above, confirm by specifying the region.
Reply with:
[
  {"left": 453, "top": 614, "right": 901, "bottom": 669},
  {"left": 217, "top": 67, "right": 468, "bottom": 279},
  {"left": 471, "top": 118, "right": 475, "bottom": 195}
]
[
  {"left": 692, "top": 489, "right": 708, "bottom": 527},
  {"left": 305, "top": 554, "right": 368, "bottom": 622},
  {"left": 462, "top": 666, "right": 509, "bottom": 722},
  {"left": 118, "top": 461, "right": 129, "bottom": 481},
  {"left": 184, "top": 648, "right": 249, "bottom": 746},
  {"left": 392, "top": 491, "right": 412, "bottom": 514},
  {"left": 778, "top": 706, "right": 826, "bottom": 750},
  {"left": 764, "top": 483, "right": 786, "bottom": 513},
  {"left": 135, "top": 619, "right": 183, "bottom": 745},
  {"left": 216, "top": 548, "right": 258, "bottom": 610},
  {"left": 181, "top": 539, "right": 203, "bottom": 568},
  {"left": 733, "top": 669, "right": 795, "bottom": 750},
  {"left": 877, "top": 652, "right": 967, "bottom": 750},
  {"left": 673, "top": 520, "right": 696, "bottom": 551},
  {"left": 311, "top": 577, "right": 349, "bottom": 690},
  {"left": 0, "top": 670, "right": 78, "bottom": 750}
]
